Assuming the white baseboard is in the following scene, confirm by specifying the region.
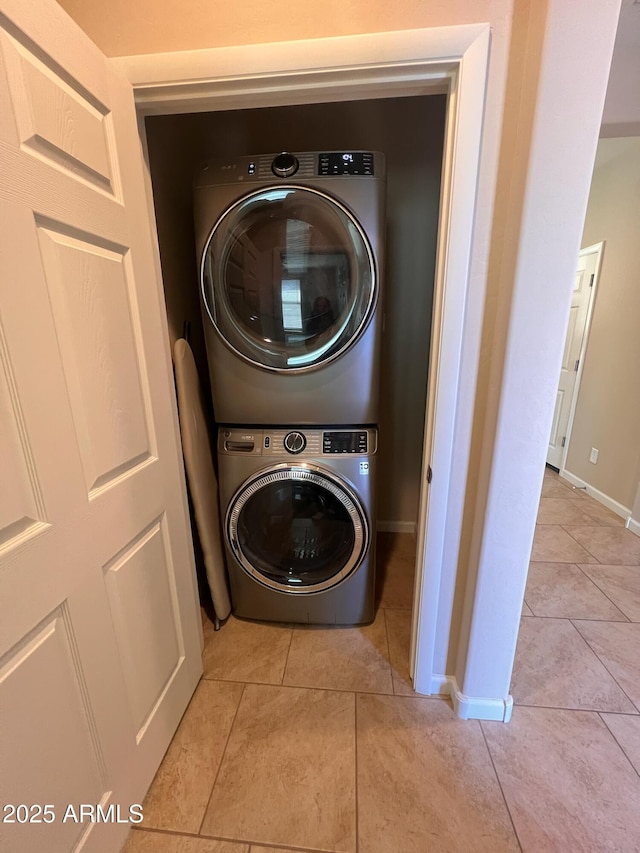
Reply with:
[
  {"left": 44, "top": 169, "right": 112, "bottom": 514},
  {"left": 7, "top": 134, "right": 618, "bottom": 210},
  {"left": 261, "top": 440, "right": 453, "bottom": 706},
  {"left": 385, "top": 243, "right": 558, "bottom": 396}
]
[
  {"left": 377, "top": 520, "right": 417, "bottom": 534},
  {"left": 429, "top": 676, "right": 513, "bottom": 721},
  {"left": 560, "top": 469, "right": 630, "bottom": 520},
  {"left": 627, "top": 517, "right": 640, "bottom": 538},
  {"left": 452, "top": 689, "right": 514, "bottom": 722},
  {"left": 428, "top": 674, "right": 455, "bottom": 696}
]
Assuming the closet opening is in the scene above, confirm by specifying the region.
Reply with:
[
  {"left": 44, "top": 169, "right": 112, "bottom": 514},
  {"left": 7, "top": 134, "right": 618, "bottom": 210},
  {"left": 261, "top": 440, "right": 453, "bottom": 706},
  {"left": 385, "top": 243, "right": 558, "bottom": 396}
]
[{"left": 143, "top": 94, "right": 447, "bottom": 682}]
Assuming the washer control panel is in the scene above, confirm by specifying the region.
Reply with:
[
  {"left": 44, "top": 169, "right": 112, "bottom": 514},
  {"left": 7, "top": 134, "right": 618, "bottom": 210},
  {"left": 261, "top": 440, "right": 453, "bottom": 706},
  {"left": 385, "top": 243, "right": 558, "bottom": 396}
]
[
  {"left": 322, "top": 431, "right": 368, "bottom": 454},
  {"left": 219, "top": 427, "right": 376, "bottom": 457}
]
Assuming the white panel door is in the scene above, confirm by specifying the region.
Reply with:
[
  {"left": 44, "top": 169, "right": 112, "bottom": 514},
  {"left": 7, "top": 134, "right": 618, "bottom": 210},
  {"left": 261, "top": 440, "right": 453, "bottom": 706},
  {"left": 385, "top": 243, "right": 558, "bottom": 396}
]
[
  {"left": 547, "top": 246, "right": 600, "bottom": 469},
  {"left": 0, "top": 1, "right": 202, "bottom": 851}
]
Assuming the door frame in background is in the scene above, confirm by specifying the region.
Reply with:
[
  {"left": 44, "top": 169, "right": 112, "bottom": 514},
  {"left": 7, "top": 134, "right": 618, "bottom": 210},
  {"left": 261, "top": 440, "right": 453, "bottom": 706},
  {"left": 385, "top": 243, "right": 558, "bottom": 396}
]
[
  {"left": 552, "top": 241, "right": 604, "bottom": 476},
  {"left": 114, "top": 25, "right": 491, "bottom": 702}
]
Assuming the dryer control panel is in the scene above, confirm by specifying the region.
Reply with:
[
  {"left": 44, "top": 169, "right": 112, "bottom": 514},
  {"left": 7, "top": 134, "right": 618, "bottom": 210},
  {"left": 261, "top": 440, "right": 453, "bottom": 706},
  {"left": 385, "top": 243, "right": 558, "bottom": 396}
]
[
  {"left": 219, "top": 427, "right": 377, "bottom": 457},
  {"left": 194, "top": 150, "right": 385, "bottom": 187}
]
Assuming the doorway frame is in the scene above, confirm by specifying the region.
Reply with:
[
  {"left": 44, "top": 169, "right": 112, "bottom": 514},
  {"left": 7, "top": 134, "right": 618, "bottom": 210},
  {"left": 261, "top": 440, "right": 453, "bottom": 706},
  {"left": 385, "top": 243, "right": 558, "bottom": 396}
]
[
  {"left": 555, "top": 241, "right": 604, "bottom": 479},
  {"left": 113, "top": 24, "right": 491, "bottom": 700}
]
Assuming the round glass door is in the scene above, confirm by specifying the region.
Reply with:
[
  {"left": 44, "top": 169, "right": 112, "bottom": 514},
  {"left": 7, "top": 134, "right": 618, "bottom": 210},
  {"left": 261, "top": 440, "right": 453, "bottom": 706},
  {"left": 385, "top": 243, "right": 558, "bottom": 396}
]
[
  {"left": 201, "top": 186, "right": 376, "bottom": 372},
  {"left": 226, "top": 465, "right": 368, "bottom": 593}
]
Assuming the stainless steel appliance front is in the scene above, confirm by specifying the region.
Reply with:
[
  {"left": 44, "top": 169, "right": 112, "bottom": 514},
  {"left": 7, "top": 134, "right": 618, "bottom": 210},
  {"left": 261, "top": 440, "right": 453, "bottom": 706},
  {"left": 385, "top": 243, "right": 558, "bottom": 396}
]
[
  {"left": 217, "top": 426, "right": 377, "bottom": 624},
  {"left": 193, "top": 151, "right": 386, "bottom": 425}
]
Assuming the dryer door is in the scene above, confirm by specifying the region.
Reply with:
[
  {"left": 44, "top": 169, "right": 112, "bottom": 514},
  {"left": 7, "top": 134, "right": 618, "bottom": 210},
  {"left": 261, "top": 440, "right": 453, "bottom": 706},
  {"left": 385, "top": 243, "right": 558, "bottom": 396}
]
[
  {"left": 201, "top": 186, "right": 376, "bottom": 372},
  {"left": 226, "top": 464, "right": 368, "bottom": 593}
]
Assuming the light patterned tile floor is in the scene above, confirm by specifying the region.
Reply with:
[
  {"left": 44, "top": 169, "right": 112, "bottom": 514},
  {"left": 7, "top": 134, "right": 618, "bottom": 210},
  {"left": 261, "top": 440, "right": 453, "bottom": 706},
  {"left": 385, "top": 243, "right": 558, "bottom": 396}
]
[{"left": 124, "top": 469, "right": 640, "bottom": 853}]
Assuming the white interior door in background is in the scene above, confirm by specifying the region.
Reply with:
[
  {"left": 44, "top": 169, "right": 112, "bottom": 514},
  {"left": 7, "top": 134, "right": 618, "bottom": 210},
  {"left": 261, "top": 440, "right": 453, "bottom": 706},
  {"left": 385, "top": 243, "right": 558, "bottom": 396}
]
[
  {"left": 0, "top": 1, "right": 202, "bottom": 851},
  {"left": 547, "top": 242, "right": 602, "bottom": 469}
]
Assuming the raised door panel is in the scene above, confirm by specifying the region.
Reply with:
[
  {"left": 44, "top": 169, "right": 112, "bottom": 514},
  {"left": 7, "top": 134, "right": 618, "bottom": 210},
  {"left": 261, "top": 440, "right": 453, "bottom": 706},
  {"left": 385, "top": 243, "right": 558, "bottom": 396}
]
[
  {"left": 0, "top": 333, "right": 47, "bottom": 546},
  {"left": 104, "top": 519, "right": 183, "bottom": 737},
  {"left": 0, "top": 200, "right": 90, "bottom": 648},
  {"left": 37, "top": 224, "right": 154, "bottom": 495},
  {"left": 0, "top": 28, "right": 116, "bottom": 192},
  {"left": 0, "top": 609, "right": 106, "bottom": 852},
  {"left": 548, "top": 388, "right": 565, "bottom": 450},
  {"left": 560, "top": 303, "right": 579, "bottom": 372},
  {"left": 0, "top": 2, "right": 201, "bottom": 851}
]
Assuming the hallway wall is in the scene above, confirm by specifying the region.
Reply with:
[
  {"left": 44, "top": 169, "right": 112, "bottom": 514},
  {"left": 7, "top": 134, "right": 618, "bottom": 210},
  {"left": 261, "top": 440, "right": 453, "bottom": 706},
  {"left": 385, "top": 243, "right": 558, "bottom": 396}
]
[{"left": 566, "top": 137, "right": 640, "bottom": 513}]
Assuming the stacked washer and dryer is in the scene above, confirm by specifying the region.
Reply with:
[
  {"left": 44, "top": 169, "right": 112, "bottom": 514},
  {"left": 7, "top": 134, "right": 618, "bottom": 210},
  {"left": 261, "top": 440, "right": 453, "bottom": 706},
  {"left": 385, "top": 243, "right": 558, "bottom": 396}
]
[{"left": 193, "top": 150, "right": 385, "bottom": 624}]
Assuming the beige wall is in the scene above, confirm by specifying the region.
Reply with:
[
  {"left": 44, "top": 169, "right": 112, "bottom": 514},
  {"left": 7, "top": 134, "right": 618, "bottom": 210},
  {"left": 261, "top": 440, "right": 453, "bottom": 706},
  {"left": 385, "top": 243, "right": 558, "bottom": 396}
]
[
  {"left": 56, "top": 0, "right": 495, "bottom": 55},
  {"left": 601, "top": 1, "right": 640, "bottom": 136},
  {"left": 566, "top": 137, "right": 640, "bottom": 510},
  {"left": 144, "top": 97, "right": 446, "bottom": 526}
]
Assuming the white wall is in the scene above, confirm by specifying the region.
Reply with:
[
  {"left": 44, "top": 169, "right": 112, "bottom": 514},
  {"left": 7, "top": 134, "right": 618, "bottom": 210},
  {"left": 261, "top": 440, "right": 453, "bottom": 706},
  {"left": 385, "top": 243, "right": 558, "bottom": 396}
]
[{"left": 449, "top": 0, "right": 621, "bottom": 705}]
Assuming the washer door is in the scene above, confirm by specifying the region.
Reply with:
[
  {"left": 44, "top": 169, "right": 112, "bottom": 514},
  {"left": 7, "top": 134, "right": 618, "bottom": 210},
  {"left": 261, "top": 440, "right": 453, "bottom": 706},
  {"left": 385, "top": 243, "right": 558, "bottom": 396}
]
[
  {"left": 226, "top": 464, "right": 368, "bottom": 593},
  {"left": 201, "top": 186, "right": 376, "bottom": 372}
]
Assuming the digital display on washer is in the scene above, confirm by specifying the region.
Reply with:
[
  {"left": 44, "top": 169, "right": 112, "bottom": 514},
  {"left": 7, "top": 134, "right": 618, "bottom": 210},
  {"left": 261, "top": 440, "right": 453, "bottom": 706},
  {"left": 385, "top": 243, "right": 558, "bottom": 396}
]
[
  {"left": 323, "top": 431, "right": 368, "bottom": 454},
  {"left": 318, "top": 152, "right": 374, "bottom": 176}
]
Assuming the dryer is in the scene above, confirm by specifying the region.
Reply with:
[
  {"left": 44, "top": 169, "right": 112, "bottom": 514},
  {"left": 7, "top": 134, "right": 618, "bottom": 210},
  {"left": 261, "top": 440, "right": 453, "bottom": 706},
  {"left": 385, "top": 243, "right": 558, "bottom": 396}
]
[
  {"left": 217, "top": 425, "right": 377, "bottom": 625},
  {"left": 193, "top": 151, "right": 385, "bottom": 425}
]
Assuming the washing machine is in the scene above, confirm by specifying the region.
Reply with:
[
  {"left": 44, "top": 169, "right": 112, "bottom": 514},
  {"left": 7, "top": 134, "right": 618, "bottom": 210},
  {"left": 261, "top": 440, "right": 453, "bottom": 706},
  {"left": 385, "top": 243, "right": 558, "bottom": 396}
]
[
  {"left": 217, "top": 425, "right": 378, "bottom": 625},
  {"left": 193, "top": 151, "right": 386, "bottom": 425}
]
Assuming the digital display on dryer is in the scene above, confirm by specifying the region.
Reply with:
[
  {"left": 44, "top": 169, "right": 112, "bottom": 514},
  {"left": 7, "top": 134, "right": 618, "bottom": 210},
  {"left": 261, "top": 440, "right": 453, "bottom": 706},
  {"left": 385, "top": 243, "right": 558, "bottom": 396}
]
[
  {"left": 318, "top": 153, "right": 374, "bottom": 176},
  {"left": 323, "top": 431, "right": 368, "bottom": 454}
]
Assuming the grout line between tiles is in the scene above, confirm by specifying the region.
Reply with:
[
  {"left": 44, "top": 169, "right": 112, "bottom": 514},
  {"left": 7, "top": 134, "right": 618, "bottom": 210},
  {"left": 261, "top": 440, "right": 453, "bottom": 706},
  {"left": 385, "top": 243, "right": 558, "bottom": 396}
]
[
  {"left": 131, "top": 823, "right": 338, "bottom": 853},
  {"left": 519, "top": 612, "right": 629, "bottom": 622},
  {"left": 569, "top": 619, "right": 640, "bottom": 714},
  {"left": 596, "top": 711, "right": 640, "bottom": 783},
  {"left": 130, "top": 826, "right": 204, "bottom": 840},
  {"left": 243, "top": 842, "right": 340, "bottom": 853},
  {"left": 354, "top": 691, "right": 359, "bottom": 853},
  {"left": 578, "top": 564, "right": 640, "bottom": 622},
  {"left": 380, "top": 607, "right": 396, "bottom": 695},
  {"left": 514, "top": 700, "right": 639, "bottom": 715},
  {"left": 559, "top": 524, "right": 602, "bottom": 564},
  {"left": 202, "top": 674, "right": 399, "bottom": 698},
  {"left": 206, "top": 830, "right": 337, "bottom": 852},
  {"left": 478, "top": 722, "right": 523, "bottom": 853},
  {"left": 197, "top": 681, "right": 247, "bottom": 836},
  {"left": 281, "top": 624, "right": 295, "bottom": 685},
  {"left": 573, "top": 564, "right": 632, "bottom": 622}
]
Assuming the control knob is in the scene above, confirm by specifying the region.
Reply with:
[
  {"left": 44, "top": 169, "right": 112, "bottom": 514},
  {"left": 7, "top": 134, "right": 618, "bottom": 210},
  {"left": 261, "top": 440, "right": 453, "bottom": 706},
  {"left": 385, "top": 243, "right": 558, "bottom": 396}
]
[
  {"left": 284, "top": 431, "right": 306, "bottom": 454},
  {"left": 272, "top": 152, "right": 299, "bottom": 178}
]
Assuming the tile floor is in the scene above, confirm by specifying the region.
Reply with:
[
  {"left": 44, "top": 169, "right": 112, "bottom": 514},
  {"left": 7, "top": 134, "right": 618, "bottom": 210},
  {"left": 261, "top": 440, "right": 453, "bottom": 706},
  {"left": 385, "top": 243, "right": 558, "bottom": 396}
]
[{"left": 124, "top": 468, "right": 640, "bottom": 852}]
